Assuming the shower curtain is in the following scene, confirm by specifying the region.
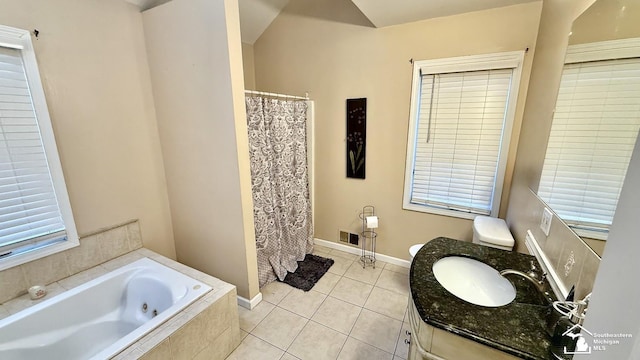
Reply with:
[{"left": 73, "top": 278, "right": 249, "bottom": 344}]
[{"left": 245, "top": 96, "right": 314, "bottom": 288}]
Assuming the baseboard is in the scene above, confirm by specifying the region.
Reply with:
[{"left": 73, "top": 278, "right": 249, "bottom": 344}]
[
  {"left": 237, "top": 292, "right": 262, "bottom": 310},
  {"left": 314, "top": 238, "right": 411, "bottom": 268}
]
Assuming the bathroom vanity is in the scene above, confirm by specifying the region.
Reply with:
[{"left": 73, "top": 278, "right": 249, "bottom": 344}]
[{"left": 408, "top": 237, "right": 555, "bottom": 360}]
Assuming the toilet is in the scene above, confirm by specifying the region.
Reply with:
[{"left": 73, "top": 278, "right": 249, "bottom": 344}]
[
  {"left": 409, "top": 215, "right": 514, "bottom": 261},
  {"left": 409, "top": 244, "right": 425, "bottom": 261},
  {"left": 472, "top": 215, "right": 514, "bottom": 251}
]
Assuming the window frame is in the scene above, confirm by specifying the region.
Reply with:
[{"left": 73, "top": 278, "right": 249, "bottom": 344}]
[
  {"left": 402, "top": 51, "right": 525, "bottom": 219},
  {"left": 0, "top": 25, "right": 78, "bottom": 271}
]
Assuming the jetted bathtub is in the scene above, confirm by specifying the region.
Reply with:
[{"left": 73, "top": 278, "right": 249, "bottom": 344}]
[{"left": 0, "top": 257, "right": 212, "bottom": 359}]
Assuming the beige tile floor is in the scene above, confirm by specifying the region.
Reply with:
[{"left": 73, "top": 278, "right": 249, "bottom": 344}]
[{"left": 230, "top": 246, "right": 411, "bottom": 360}]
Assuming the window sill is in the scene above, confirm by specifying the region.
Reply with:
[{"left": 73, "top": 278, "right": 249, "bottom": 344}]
[
  {"left": 402, "top": 202, "right": 485, "bottom": 220},
  {"left": 572, "top": 227, "right": 608, "bottom": 241},
  {"left": 0, "top": 238, "right": 79, "bottom": 272}
]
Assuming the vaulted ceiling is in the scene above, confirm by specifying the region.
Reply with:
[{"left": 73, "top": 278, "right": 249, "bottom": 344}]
[
  {"left": 239, "top": 0, "right": 538, "bottom": 44},
  {"left": 349, "top": 0, "right": 537, "bottom": 28},
  {"left": 239, "top": 0, "right": 290, "bottom": 44},
  {"left": 125, "top": 0, "right": 538, "bottom": 45}
]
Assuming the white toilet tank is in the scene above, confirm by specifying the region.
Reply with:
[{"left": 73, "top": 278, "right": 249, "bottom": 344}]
[{"left": 472, "top": 216, "right": 514, "bottom": 251}]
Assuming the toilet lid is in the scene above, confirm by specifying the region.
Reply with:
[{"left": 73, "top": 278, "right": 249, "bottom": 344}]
[
  {"left": 410, "top": 244, "right": 425, "bottom": 257},
  {"left": 474, "top": 216, "right": 514, "bottom": 247}
]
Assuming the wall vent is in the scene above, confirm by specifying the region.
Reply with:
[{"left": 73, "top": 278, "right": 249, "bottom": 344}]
[
  {"left": 339, "top": 230, "right": 359, "bottom": 246},
  {"left": 349, "top": 233, "right": 359, "bottom": 246}
]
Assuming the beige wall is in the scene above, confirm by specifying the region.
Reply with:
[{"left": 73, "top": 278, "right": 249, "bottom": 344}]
[
  {"left": 0, "top": 0, "right": 176, "bottom": 258},
  {"left": 253, "top": 0, "right": 542, "bottom": 259},
  {"left": 570, "top": 0, "right": 640, "bottom": 45},
  {"left": 142, "top": 0, "right": 259, "bottom": 300},
  {"left": 505, "top": 0, "right": 599, "bottom": 299},
  {"left": 242, "top": 42, "right": 256, "bottom": 90}
]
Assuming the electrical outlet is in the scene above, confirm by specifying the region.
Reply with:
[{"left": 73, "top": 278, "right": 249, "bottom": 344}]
[{"left": 540, "top": 207, "right": 553, "bottom": 236}]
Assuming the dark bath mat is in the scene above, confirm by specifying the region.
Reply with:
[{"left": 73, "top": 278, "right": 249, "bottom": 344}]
[{"left": 281, "top": 254, "right": 334, "bottom": 291}]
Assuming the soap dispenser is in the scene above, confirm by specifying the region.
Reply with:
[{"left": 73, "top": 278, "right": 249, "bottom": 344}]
[{"left": 550, "top": 301, "right": 587, "bottom": 359}]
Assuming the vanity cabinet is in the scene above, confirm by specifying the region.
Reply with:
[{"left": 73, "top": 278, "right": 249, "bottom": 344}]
[{"left": 408, "top": 298, "right": 521, "bottom": 360}]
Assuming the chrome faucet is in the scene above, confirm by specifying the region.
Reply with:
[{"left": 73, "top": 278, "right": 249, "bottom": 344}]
[{"left": 500, "top": 261, "right": 547, "bottom": 292}]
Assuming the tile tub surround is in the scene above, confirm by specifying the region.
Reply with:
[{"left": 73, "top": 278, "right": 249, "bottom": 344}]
[
  {"left": 1, "top": 247, "right": 242, "bottom": 360},
  {"left": 0, "top": 220, "right": 143, "bottom": 304},
  {"left": 411, "top": 237, "right": 557, "bottom": 360}
]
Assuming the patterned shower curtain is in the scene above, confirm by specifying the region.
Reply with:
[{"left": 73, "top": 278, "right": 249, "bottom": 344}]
[{"left": 245, "top": 96, "right": 314, "bottom": 288}]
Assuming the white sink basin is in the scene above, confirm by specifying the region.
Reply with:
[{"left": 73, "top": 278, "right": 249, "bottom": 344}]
[{"left": 432, "top": 256, "right": 516, "bottom": 307}]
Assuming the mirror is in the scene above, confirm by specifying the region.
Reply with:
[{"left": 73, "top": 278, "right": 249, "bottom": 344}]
[{"left": 535, "top": 0, "right": 640, "bottom": 254}]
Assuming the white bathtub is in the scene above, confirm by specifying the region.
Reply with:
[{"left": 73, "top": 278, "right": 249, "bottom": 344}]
[{"left": 0, "top": 257, "right": 212, "bottom": 359}]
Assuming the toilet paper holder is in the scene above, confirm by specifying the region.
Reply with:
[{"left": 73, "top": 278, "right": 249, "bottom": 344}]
[{"left": 359, "top": 205, "right": 378, "bottom": 269}]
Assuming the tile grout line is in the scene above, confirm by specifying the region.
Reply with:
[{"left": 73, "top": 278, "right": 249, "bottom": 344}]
[
  {"left": 337, "top": 262, "right": 399, "bottom": 358},
  {"left": 305, "top": 289, "right": 328, "bottom": 320},
  {"left": 246, "top": 285, "right": 297, "bottom": 353},
  {"left": 245, "top": 301, "right": 276, "bottom": 334},
  {"left": 286, "top": 305, "right": 310, "bottom": 348},
  {"left": 281, "top": 317, "right": 306, "bottom": 355},
  {"left": 339, "top": 269, "right": 361, "bottom": 341},
  {"left": 333, "top": 269, "right": 360, "bottom": 360},
  {"left": 346, "top": 267, "right": 407, "bottom": 356},
  {"left": 392, "top": 318, "right": 405, "bottom": 358},
  {"left": 250, "top": 333, "right": 289, "bottom": 358},
  {"left": 345, "top": 304, "right": 363, "bottom": 338},
  {"left": 290, "top": 268, "right": 348, "bottom": 359},
  {"left": 313, "top": 259, "right": 368, "bottom": 359},
  {"left": 247, "top": 247, "right": 404, "bottom": 359}
]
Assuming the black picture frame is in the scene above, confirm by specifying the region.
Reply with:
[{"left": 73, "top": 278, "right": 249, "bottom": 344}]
[{"left": 346, "top": 98, "right": 366, "bottom": 179}]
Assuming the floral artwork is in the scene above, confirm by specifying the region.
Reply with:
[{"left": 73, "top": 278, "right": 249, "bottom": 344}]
[{"left": 346, "top": 98, "right": 366, "bottom": 179}]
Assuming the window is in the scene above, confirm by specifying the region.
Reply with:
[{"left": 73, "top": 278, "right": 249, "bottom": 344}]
[
  {"left": 403, "top": 52, "right": 524, "bottom": 219},
  {"left": 538, "top": 38, "right": 640, "bottom": 239},
  {"left": 0, "top": 25, "right": 78, "bottom": 270}
]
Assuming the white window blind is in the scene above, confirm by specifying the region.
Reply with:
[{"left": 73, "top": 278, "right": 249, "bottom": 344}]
[
  {"left": 539, "top": 57, "right": 640, "bottom": 233},
  {"left": 0, "top": 46, "right": 67, "bottom": 252},
  {"left": 409, "top": 68, "right": 513, "bottom": 215}
]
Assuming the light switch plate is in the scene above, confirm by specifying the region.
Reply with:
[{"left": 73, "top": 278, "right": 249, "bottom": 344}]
[{"left": 540, "top": 207, "right": 553, "bottom": 236}]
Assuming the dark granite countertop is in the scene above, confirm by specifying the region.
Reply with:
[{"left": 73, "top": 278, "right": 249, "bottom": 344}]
[{"left": 410, "top": 237, "right": 557, "bottom": 360}]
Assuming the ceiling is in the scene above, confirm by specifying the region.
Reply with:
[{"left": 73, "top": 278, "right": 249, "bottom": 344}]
[
  {"left": 242, "top": 0, "right": 540, "bottom": 44},
  {"left": 350, "top": 0, "right": 537, "bottom": 28},
  {"left": 126, "top": 0, "right": 538, "bottom": 44},
  {"left": 238, "top": 0, "right": 290, "bottom": 44},
  {"left": 123, "top": 0, "right": 288, "bottom": 44}
]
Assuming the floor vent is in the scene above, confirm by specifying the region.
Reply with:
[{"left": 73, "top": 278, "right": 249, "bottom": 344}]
[{"left": 339, "top": 230, "right": 359, "bottom": 246}]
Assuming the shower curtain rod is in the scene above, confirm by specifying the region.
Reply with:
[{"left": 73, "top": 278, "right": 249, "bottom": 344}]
[{"left": 245, "top": 90, "right": 309, "bottom": 100}]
